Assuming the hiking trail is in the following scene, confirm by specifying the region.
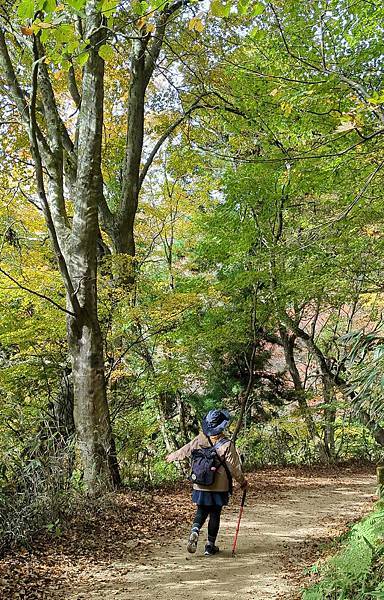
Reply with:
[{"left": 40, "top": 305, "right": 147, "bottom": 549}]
[{"left": 64, "top": 466, "right": 376, "bottom": 600}]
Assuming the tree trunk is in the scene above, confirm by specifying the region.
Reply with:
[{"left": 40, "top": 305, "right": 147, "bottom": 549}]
[
  {"left": 67, "top": 309, "right": 120, "bottom": 490},
  {"left": 53, "top": 368, "right": 75, "bottom": 439},
  {"left": 178, "top": 396, "right": 190, "bottom": 445},
  {"left": 323, "top": 380, "right": 336, "bottom": 461},
  {"left": 279, "top": 327, "right": 319, "bottom": 444},
  {"left": 232, "top": 342, "right": 258, "bottom": 442},
  {"left": 64, "top": 6, "right": 120, "bottom": 490}
]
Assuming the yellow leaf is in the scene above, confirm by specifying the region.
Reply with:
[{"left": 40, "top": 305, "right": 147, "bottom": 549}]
[
  {"left": 146, "top": 23, "right": 155, "bottom": 33},
  {"left": 188, "top": 17, "right": 204, "bottom": 32},
  {"left": 280, "top": 101, "right": 292, "bottom": 115},
  {"left": 38, "top": 22, "right": 53, "bottom": 29},
  {"left": 194, "top": 18, "right": 204, "bottom": 32},
  {"left": 56, "top": 3, "right": 65, "bottom": 10},
  {"left": 137, "top": 16, "right": 147, "bottom": 29}
]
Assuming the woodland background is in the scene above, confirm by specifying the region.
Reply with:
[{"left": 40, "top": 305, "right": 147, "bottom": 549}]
[{"left": 0, "top": 0, "right": 384, "bottom": 576}]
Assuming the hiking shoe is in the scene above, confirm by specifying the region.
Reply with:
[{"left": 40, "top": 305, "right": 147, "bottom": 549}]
[
  {"left": 204, "top": 543, "right": 219, "bottom": 556},
  {"left": 187, "top": 530, "right": 199, "bottom": 554}
]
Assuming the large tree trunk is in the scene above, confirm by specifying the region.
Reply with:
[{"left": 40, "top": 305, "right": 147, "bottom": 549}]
[
  {"left": 67, "top": 307, "right": 119, "bottom": 490},
  {"left": 64, "top": 9, "right": 120, "bottom": 488},
  {"left": 0, "top": 0, "right": 189, "bottom": 492}
]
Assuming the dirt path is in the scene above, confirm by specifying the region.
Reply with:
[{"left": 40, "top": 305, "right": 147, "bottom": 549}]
[{"left": 65, "top": 469, "right": 376, "bottom": 600}]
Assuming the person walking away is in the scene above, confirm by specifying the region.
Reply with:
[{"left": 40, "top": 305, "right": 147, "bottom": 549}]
[{"left": 166, "top": 408, "right": 248, "bottom": 556}]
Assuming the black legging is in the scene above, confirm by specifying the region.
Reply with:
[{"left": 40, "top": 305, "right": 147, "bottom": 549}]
[{"left": 192, "top": 505, "right": 222, "bottom": 544}]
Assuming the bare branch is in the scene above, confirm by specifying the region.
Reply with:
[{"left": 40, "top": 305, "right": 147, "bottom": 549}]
[{"left": 144, "top": 0, "right": 186, "bottom": 82}]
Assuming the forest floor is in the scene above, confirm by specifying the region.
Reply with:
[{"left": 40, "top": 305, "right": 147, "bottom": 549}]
[{"left": 0, "top": 464, "right": 377, "bottom": 600}]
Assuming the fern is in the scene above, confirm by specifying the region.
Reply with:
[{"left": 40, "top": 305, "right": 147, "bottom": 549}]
[{"left": 302, "top": 505, "right": 384, "bottom": 600}]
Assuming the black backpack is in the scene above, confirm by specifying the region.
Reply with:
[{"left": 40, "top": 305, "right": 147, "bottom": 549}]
[{"left": 189, "top": 437, "right": 233, "bottom": 494}]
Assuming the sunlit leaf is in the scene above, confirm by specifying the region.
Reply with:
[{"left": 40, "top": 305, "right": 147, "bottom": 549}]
[{"left": 98, "top": 44, "right": 114, "bottom": 61}]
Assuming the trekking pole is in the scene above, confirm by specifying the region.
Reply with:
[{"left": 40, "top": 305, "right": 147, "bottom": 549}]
[{"left": 232, "top": 488, "right": 247, "bottom": 557}]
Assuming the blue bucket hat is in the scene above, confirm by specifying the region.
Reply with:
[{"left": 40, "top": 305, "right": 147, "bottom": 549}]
[{"left": 202, "top": 409, "right": 231, "bottom": 437}]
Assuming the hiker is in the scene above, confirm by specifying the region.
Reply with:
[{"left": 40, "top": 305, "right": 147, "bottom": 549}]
[{"left": 166, "top": 408, "right": 248, "bottom": 556}]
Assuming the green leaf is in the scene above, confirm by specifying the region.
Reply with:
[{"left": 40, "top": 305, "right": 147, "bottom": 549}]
[
  {"left": 67, "top": 40, "right": 79, "bottom": 53},
  {"left": 77, "top": 50, "right": 89, "bottom": 66},
  {"left": 249, "top": 26, "right": 261, "bottom": 39},
  {"left": 61, "top": 58, "right": 71, "bottom": 71},
  {"left": 101, "top": 0, "right": 117, "bottom": 16},
  {"left": 40, "top": 27, "right": 51, "bottom": 43},
  {"left": 98, "top": 44, "right": 114, "bottom": 61},
  {"left": 67, "top": 0, "right": 86, "bottom": 11},
  {"left": 237, "top": 0, "right": 250, "bottom": 16},
  {"left": 132, "top": 1, "right": 145, "bottom": 15},
  {"left": 211, "top": 0, "right": 231, "bottom": 18},
  {"left": 43, "top": 0, "right": 57, "bottom": 12},
  {"left": 56, "top": 23, "right": 74, "bottom": 43},
  {"left": 17, "top": 0, "right": 35, "bottom": 20},
  {"left": 251, "top": 2, "right": 264, "bottom": 16}
]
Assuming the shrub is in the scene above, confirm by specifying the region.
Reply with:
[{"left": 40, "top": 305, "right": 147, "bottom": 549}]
[{"left": 0, "top": 438, "right": 76, "bottom": 554}]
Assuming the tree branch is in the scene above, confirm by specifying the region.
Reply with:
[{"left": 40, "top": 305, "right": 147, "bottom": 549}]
[
  {"left": 138, "top": 96, "right": 206, "bottom": 190},
  {"left": 0, "top": 27, "right": 51, "bottom": 158},
  {"left": 30, "top": 35, "right": 81, "bottom": 315},
  {"left": 67, "top": 60, "right": 82, "bottom": 109},
  {"left": 72, "top": 5, "right": 105, "bottom": 246},
  {"left": 144, "top": 0, "right": 185, "bottom": 83},
  {"left": 0, "top": 266, "right": 75, "bottom": 316},
  {"left": 270, "top": 3, "right": 384, "bottom": 125},
  {"left": 36, "top": 37, "right": 75, "bottom": 156}
]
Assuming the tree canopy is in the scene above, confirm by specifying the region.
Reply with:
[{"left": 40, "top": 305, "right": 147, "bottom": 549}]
[{"left": 0, "top": 0, "right": 384, "bottom": 540}]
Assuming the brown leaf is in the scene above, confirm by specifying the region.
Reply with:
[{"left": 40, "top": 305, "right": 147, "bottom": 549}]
[{"left": 20, "top": 26, "right": 33, "bottom": 36}]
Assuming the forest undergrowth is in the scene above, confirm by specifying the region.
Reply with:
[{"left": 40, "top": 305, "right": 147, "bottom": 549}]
[{"left": 302, "top": 499, "right": 384, "bottom": 600}]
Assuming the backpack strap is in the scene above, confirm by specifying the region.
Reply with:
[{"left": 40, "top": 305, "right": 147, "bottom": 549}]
[{"left": 208, "top": 437, "right": 233, "bottom": 495}]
